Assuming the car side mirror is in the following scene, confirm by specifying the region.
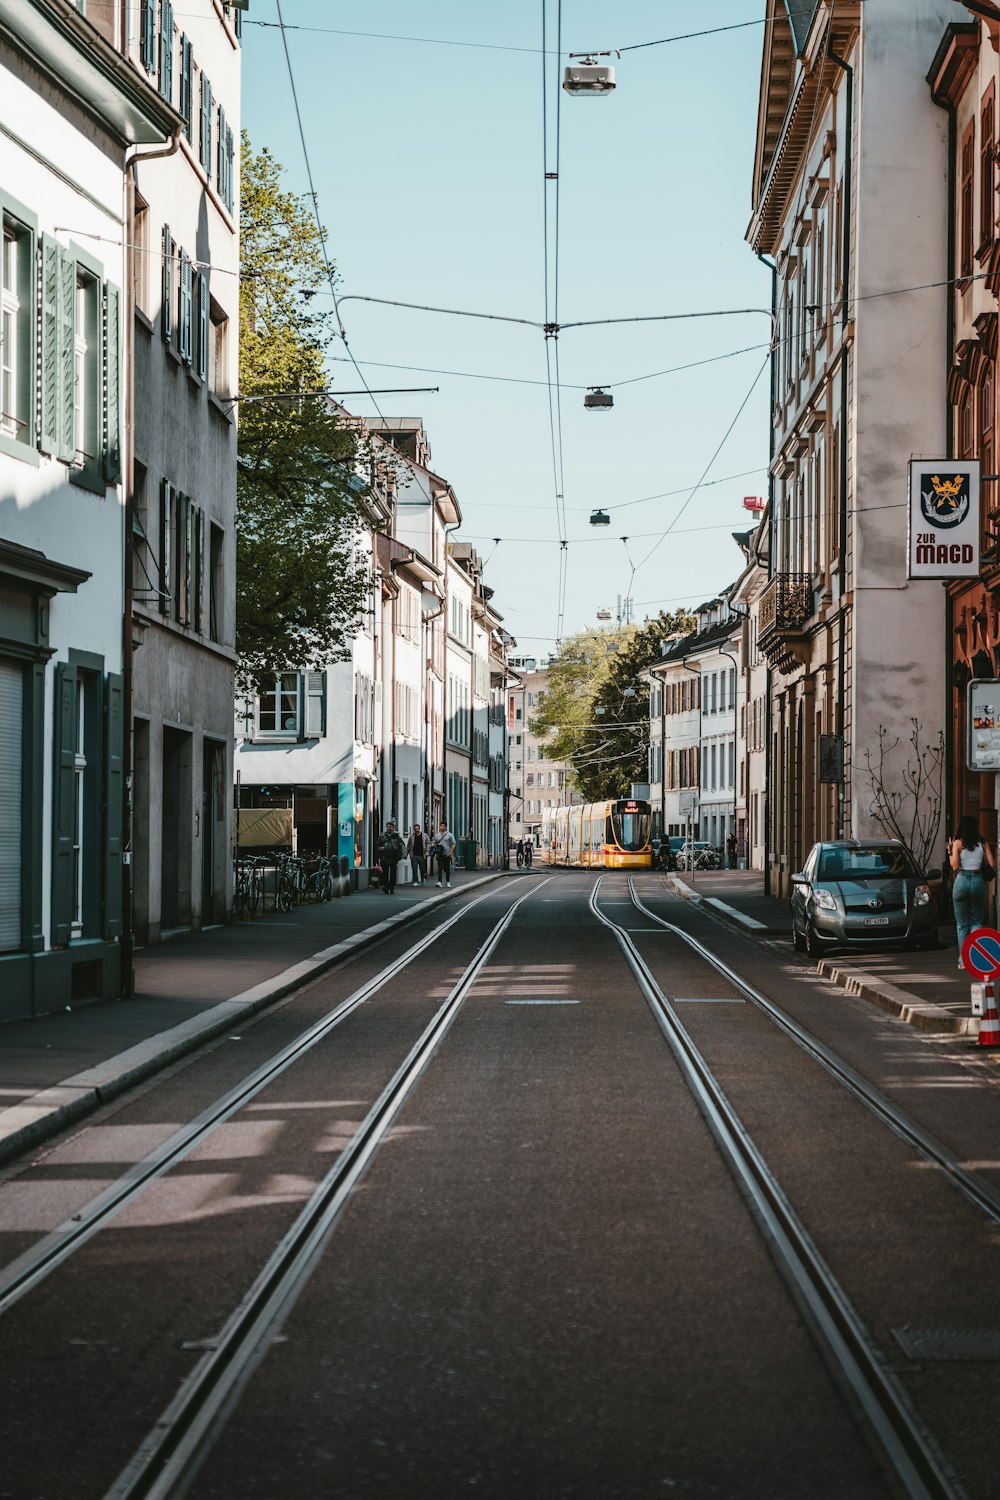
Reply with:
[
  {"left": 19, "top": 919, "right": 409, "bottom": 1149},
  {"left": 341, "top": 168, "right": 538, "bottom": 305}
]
[
  {"left": 924, "top": 867, "right": 941, "bottom": 881},
  {"left": 790, "top": 872, "right": 807, "bottom": 886}
]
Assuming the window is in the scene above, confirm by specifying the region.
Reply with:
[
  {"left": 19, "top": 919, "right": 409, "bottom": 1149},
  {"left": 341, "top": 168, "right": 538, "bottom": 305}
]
[
  {"left": 161, "top": 225, "right": 173, "bottom": 343},
  {"left": 159, "top": 0, "right": 174, "bottom": 103},
  {"left": 177, "top": 248, "right": 193, "bottom": 365},
  {"left": 983, "top": 366, "right": 996, "bottom": 518},
  {"left": 0, "top": 658, "right": 23, "bottom": 951},
  {"left": 1, "top": 208, "right": 33, "bottom": 452},
  {"left": 73, "top": 269, "right": 100, "bottom": 480},
  {"left": 209, "top": 300, "right": 229, "bottom": 396},
  {"left": 179, "top": 34, "right": 192, "bottom": 139},
  {"left": 140, "top": 0, "right": 157, "bottom": 73},
  {"left": 209, "top": 522, "right": 223, "bottom": 643},
  {"left": 133, "top": 195, "right": 150, "bottom": 318},
  {"left": 961, "top": 117, "right": 975, "bottom": 281},
  {"left": 257, "top": 674, "right": 300, "bottom": 737}
]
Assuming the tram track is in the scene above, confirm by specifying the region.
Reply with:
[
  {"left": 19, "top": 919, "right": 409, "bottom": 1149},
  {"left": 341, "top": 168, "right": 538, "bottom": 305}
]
[
  {"left": 591, "top": 875, "right": 964, "bottom": 1500},
  {"left": 101, "top": 877, "right": 548, "bottom": 1500},
  {"left": 0, "top": 881, "right": 542, "bottom": 1317}
]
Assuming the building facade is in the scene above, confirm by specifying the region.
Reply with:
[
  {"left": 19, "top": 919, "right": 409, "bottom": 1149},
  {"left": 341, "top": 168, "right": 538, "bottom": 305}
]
[
  {"left": 507, "top": 658, "right": 580, "bottom": 847},
  {"left": 127, "top": 0, "right": 242, "bottom": 941},
  {"left": 0, "top": 0, "right": 177, "bottom": 1018},
  {"left": 748, "top": 0, "right": 953, "bottom": 895}
]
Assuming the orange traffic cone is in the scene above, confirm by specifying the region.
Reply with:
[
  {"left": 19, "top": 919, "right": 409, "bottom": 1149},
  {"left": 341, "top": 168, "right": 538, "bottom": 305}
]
[{"left": 979, "top": 981, "right": 1000, "bottom": 1047}]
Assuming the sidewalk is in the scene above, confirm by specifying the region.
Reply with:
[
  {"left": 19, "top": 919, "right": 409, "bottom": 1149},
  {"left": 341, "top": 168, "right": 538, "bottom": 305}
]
[
  {"left": 0, "top": 869, "right": 505, "bottom": 1167},
  {"left": 667, "top": 868, "right": 979, "bottom": 1038}
]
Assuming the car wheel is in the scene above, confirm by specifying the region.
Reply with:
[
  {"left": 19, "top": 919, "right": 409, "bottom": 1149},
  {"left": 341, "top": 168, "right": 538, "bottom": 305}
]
[{"left": 805, "top": 920, "right": 825, "bottom": 960}]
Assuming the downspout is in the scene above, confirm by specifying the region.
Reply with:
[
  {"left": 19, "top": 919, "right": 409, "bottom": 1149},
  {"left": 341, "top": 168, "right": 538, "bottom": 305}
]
[
  {"left": 828, "top": 42, "right": 854, "bottom": 839},
  {"left": 756, "top": 250, "right": 777, "bottom": 890},
  {"left": 121, "top": 124, "right": 183, "bottom": 997},
  {"left": 930, "top": 70, "right": 958, "bottom": 861}
]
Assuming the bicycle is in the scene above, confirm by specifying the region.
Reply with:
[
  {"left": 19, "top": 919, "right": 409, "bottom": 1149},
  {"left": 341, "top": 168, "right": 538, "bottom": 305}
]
[{"left": 234, "top": 856, "right": 262, "bottom": 919}]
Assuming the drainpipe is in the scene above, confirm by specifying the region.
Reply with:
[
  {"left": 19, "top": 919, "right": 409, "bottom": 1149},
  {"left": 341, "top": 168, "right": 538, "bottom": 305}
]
[
  {"left": 121, "top": 125, "right": 183, "bottom": 998},
  {"left": 930, "top": 65, "right": 958, "bottom": 862},
  {"left": 756, "top": 250, "right": 777, "bottom": 890},
  {"left": 828, "top": 42, "right": 853, "bottom": 840},
  {"left": 719, "top": 641, "right": 741, "bottom": 862}
]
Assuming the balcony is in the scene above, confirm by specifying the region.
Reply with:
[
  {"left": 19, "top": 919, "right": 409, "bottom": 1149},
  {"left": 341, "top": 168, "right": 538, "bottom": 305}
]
[{"left": 758, "top": 572, "right": 813, "bottom": 673}]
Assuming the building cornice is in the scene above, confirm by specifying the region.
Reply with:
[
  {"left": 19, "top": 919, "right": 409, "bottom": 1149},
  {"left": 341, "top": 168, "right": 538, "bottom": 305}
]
[{"left": 0, "top": 0, "right": 182, "bottom": 147}]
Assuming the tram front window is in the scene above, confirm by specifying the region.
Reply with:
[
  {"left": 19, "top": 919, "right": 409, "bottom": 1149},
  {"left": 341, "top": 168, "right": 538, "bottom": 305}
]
[{"left": 610, "top": 808, "right": 650, "bottom": 851}]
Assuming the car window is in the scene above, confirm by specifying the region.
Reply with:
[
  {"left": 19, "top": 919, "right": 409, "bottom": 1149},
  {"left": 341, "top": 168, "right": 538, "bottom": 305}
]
[{"left": 819, "top": 846, "right": 918, "bottom": 879}]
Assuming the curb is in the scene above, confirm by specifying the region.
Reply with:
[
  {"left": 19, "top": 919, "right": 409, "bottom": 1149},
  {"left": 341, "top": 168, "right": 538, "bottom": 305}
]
[
  {"left": 0, "top": 874, "right": 505, "bottom": 1168},
  {"left": 667, "top": 877, "right": 787, "bottom": 936}
]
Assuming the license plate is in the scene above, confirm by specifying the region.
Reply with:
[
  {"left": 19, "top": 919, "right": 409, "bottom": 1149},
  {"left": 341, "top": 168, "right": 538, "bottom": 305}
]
[{"left": 864, "top": 915, "right": 890, "bottom": 926}]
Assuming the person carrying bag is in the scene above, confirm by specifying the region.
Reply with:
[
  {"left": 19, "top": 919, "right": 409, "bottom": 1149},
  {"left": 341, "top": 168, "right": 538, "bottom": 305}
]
[{"left": 948, "top": 815, "right": 996, "bottom": 964}]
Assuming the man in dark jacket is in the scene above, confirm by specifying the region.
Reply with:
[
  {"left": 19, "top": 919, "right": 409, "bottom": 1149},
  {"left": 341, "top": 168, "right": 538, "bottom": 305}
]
[{"left": 376, "top": 821, "right": 404, "bottom": 894}]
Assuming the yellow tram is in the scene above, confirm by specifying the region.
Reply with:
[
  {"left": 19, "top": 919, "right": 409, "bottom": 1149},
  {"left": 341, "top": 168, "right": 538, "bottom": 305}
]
[{"left": 539, "top": 798, "right": 653, "bottom": 870}]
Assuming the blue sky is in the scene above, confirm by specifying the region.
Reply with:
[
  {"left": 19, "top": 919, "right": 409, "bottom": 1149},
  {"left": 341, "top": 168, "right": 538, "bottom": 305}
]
[{"left": 241, "top": 2, "right": 771, "bottom": 652}]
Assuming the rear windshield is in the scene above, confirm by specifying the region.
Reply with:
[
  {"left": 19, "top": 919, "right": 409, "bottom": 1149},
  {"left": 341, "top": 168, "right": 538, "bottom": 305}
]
[{"left": 819, "top": 847, "right": 919, "bottom": 879}]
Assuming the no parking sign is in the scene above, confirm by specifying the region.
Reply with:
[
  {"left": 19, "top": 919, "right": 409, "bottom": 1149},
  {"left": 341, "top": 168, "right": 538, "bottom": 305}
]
[{"left": 961, "top": 927, "right": 1000, "bottom": 978}]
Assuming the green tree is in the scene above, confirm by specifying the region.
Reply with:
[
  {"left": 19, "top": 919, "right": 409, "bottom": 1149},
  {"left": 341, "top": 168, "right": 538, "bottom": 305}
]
[
  {"left": 531, "top": 611, "right": 695, "bottom": 801},
  {"left": 237, "top": 135, "right": 369, "bottom": 688}
]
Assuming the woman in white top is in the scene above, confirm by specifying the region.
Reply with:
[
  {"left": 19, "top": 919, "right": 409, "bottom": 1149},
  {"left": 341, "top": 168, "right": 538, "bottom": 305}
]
[{"left": 949, "top": 816, "right": 995, "bottom": 966}]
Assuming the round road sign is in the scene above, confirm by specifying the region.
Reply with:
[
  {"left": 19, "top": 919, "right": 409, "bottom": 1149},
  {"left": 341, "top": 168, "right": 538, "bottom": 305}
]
[{"left": 961, "top": 927, "right": 1000, "bottom": 978}]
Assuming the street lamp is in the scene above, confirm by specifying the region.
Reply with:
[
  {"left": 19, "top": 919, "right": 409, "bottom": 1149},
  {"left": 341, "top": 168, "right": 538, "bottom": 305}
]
[{"left": 563, "top": 55, "right": 617, "bottom": 96}]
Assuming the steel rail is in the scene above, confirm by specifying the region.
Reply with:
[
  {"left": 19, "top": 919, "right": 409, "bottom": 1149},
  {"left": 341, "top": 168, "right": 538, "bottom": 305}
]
[
  {"left": 104, "top": 879, "right": 549, "bottom": 1500},
  {"left": 591, "top": 878, "right": 963, "bottom": 1500},
  {"left": 628, "top": 878, "right": 1000, "bottom": 1228},
  {"left": 0, "top": 884, "right": 509, "bottom": 1317}
]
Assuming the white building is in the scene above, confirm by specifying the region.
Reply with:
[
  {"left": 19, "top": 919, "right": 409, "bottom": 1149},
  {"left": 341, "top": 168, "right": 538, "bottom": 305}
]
[
  {"left": 507, "top": 658, "right": 580, "bottom": 846},
  {"left": 0, "top": 0, "right": 177, "bottom": 1017},
  {"left": 127, "top": 0, "right": 242, "bottom": 940},
  {"left": 730, "top": 520, "right": 770, "bottom": 873}
]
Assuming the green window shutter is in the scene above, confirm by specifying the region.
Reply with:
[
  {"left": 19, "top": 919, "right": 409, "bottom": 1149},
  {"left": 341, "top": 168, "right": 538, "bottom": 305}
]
[
  {"left": 159, "top": 0, "right": 173, "bottom": 102},
  {"left": 180, "top": 35, "right": 192, "bottom": 138},
  {"left": 39, "top": 236, "right": 60, "bottom": 455},
  {"left": 200, "top": 76, "right": 212, "bottom": 173},
  {"left": 52, "top": 662, "right": 77, "bottom": 946},
  {"left": 178, "top": 249, "right": 193, "bottom": 363},
  {"left": 194, "top": 506, "right": 205, "bottom": 632},
  {"left": 160, "top": 479, "right": 172, "bottom": 614},
  {"left": 103, "top": 282, "right": 121, "bottom": 483},
  {"left": 217, "top": 106, "right": 226, "bottom": 198},
  {"left": 197, "top": 271, "right": 208, "bottom": 380},
  {"left": 224, "top": 126, "right": 234, "bottom": 211},
  {"left": 101, "top": 673, "right": 123, "bottom": 940},
  {"left": 141, "top": 0, "right": 156, "bottom": 72},
  {"left": 161, "top": 225, "right": 173, "bottom": 342},
  {"left": 57, "top": 247, "right": 75, "bottom": 464}
]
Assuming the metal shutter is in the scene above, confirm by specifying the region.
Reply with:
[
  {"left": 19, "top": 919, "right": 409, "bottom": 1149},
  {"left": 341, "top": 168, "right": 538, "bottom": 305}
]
[{"left": 0, "top": 661, "right": 23, "bottom": 951}]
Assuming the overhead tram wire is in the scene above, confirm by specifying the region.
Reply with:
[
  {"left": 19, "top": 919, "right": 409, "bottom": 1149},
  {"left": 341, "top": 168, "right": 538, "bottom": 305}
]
[
  {"left": 541, "top": 0, "right": 569, "bottom": 644},
  {"left": 273, "top": 0, "right": 393, "bottom": 432}
]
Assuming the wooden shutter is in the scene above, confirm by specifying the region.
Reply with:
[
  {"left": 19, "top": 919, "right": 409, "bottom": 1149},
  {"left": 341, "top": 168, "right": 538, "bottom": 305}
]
[
  {"left": 161, "top": 225, "right": 173, "bottom": 342},
  {"left": 160, "top": 479, "right": 172, "bottom": 614},
  {"left": 57, "top": 248, "right": 75, "bottom": 463},
  {"left": 159, "top": 0, "right": 174, "bottom": 103},
  {"left": 103, "top": 282, "right": 121, "bottom": 483},
  {"left": 304, "top": 672, "right": 325, "bottom": 737},
  {"left": 178, "top": 249, "right": 193, "bottom": 363},
  {"left": 200, "top": 76, "right": 212, "bottom": 173},
  {"left": 197, "top": 271, "right": 208, "bottom": 380},
  {"left": 193, "top": 506, "right": 205, "bottom": 633},
  {"left": 39, "top": 236, "right": 61, "bottom": 455},
  {"left": 218, "top": 106, "right": 227, "bottom": 198},
  {"left": 51, "top": 662, "right": 76, "bottom": 947},
  {"left": 225, "top": 126, "right": 234, "bottom": 211},
  {"left": 141, "top": 0, "right": 156, "bottom": 73},
  {"left": 180, "top": 35, "right": 192, "bottom": 137},
  {"left": 101, "top": 673, "right": 123, "bottom": 940}
]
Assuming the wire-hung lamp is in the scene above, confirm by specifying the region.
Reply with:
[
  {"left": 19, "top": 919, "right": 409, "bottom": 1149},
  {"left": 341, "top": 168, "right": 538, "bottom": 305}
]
[
  {"left": 590, "top": 509, "right": 611, "bottom": 526},
  {"left": 563, "top": 54, "right": 616, "bottom": 96},
  {"left": 584, "top": 387, "right": 613, "bottom": 410}
]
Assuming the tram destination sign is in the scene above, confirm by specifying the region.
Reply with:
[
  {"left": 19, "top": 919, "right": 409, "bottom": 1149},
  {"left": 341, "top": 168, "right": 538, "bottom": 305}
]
[
  {"left": 907, "top": 459, "right": 979, "bottom": 579},
  {"left": 969, "top": 680, "right": 1000, "bottom": 772}
]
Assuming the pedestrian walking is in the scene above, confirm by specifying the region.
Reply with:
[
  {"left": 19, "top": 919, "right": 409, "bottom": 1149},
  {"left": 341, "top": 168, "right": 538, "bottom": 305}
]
[
  {"left": 407, "top": 822, "right": 426, "bottom": 885},
  {"left": 948, "top": 815, "right": 995, "bottom": 965},
  {"left": 375, "top": 821, "right": 404, "bottom": 894},
  {"left": 433, "top": 821, "right": 456, "bottom": 888}
]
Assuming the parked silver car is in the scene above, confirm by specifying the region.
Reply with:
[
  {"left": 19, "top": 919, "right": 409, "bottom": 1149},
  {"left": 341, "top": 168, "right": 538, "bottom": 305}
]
[{"left": 790, "top": 840, "right": 939, "bottom": 957}]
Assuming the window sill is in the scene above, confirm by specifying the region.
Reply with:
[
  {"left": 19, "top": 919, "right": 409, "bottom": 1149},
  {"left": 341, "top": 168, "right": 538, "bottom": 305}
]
[
  {"left": 0, "top": 429, "right": 40, "bottom": 467},
  {"left": 69, "top": 465, "right": 108, "bottom": 496}
]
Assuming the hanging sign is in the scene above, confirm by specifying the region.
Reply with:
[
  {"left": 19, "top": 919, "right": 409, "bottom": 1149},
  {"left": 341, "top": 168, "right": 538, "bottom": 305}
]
[
  {"left": 908, "top": 460, "right": 980, "bottom": 578},
  {"left": 969, "top": 680, "right": 1000, "bottom": 771}
]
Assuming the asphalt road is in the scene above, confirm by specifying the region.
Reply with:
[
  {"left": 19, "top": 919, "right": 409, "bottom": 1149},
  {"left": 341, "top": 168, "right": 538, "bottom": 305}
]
[{"left": 4, "top": 872, "right": 1000, "bottom": 1498}]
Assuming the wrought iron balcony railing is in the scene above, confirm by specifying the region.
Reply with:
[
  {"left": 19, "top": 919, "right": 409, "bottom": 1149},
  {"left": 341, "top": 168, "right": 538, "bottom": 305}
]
[{"left": 758, "top": 572, "right": 812, "bottom": 637}]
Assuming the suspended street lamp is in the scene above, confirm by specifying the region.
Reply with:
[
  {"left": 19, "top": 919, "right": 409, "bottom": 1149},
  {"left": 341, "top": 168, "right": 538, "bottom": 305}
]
[
  {"left": 563, "top": 52, "right": 618, "bottom": 96},
  {"left": 590, "top": 509, "right": 611, "bottom": 526},
  {"left": 584, "top": 387, "right": 614, "bottom": 410}
]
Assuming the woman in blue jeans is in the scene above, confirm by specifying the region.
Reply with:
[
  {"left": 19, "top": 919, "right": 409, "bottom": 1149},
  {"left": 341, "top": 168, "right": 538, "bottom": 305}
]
[{"left": 949, "top": 815, "right": 996, "bottom": 966}]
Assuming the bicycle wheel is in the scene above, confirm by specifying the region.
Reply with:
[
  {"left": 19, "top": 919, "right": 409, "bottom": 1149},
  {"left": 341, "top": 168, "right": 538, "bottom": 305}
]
[
  {"left": 275, "top": 874, "right": 292, "bottom": 913},
  {"left": 248, "top": 870, "right": 261, "bottom": 916}
]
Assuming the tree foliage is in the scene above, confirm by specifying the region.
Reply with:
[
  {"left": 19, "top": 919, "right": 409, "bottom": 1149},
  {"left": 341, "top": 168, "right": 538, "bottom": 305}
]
[
  {"left": 237, "top": 135, "right": 368, "bottom": 688},
  {"left": 530, "top": 611, "right": 696, "bottom": 801}
]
